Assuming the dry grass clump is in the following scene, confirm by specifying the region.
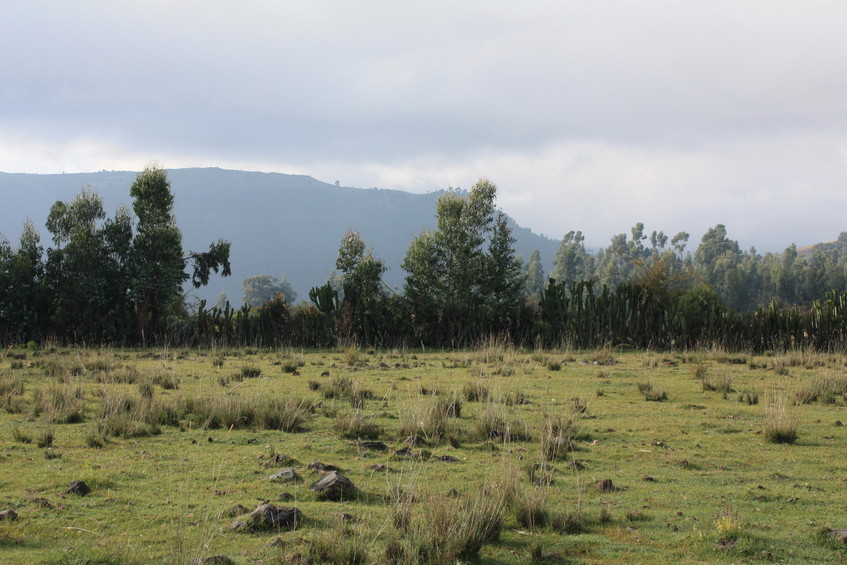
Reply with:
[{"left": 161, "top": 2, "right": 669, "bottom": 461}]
[
  {"left": 462, "top": 381, "right": 490, "bottom": 402},
  {"left": 410, "top": 489, "right": 505, "bottom": 563},
  {"left": 0, "top": 375, "right": 25, "bottom": 412},
  {"left": 399, "top": 394, "right": 461, "bottom": 445},
  {"left": 793, "top": 376, "right": 847, "bottom": 405},
  {"left": 334, "top": 410, "right": 382, "bottom": 440},
  {"left": 32, "top": 381, "right": 86, "bottom": 423},
  {"left": 177, "top": 394, "right": 314, "bottom": 432},
  {"left": 93, "top": 391, "right": 171, "bottom": 440},
  {"left": 473, "top": 401, "right": 531, "bottom": 443},
  {"left": 637, "top": 381, "right": 668, "bottom": 402},
  {"left": 539, "top": 412, "right": 579, "bottom": 461},
  {"left": 763, "top": 392, "right": 798, "bottom": 444}
]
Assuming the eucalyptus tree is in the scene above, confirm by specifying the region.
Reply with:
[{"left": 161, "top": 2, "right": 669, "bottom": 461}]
[
  {"left": 402, "top": 179, "right": 524, "bottom": 344},
  {"left": 242, "top": 274, "right": 297, "bottom": 307},
  {"left": 128, "top": 166, "right": 231, "bottom": 341},
  {"left": 524, "top": 249, "right": 545, "bottom": 300},
  {"left": 335, "top": 230, "right": 387, "bottom": 341}
]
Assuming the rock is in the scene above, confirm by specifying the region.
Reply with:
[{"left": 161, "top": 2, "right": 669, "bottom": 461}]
[
  {"left": 434, "top": 455, "right": 459, "bottom": 462},
  {"left": 341, "top": 512, "right": 356, "bottom": 522},
  {"left": 278, "top": 492, "right": 294, "bottom": 502},
  {"left": 234, "top": 504, "right": 300, "bottom": 532},
  {"left": 642, "top": 475, "right": 657, "bottom": 482},
  {"left": 307, "top": 461, "right": 339, "bottom": 473},
  {"left": 310, "top": 471, "right": 356, "bottom": 501},
  {"left": 188, "top": 556, "right": 235, "bottom": 565},
  {"left": 393, "top": 447, "right": 419, "bottom": 458},
  {"left": 366, "top": 464, "right": 393, "bottom": 473},
  {"left": 269, "top": 468, "right": 299, "bottom": 482},
  {"left": 0, "top": 509, "right": 18, "bottom": 521},
  {"left": 226, "top": 504, "right": 248, "bottom": 517},
  {"left": 358, "top": 441, "right": 388, "bottom": 452},
  {"left": 596, "top": 479, "right": 617, "bottom": 492},
  {"left": 66, "top": 481, "right": 91, "bottom": 496},
  {"left": 265, "top": 537, "right": 285, "bottom": 548},
  {"left": 826, "top": 528, "right": 847, "bottom": 543}
]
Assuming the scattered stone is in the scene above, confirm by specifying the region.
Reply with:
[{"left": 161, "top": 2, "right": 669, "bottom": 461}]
[
  {"left": 188, "top": 556, "right": 235, "bottom": 565},
  {"left": 404, "top": 435, "right": 424, "bottom": 447},
  {"left": 366, "top": 464, "right": 394, "bottom": 473},
  {"left": 642, "top": 475, "right": 657, "bottom": 482},
  {"left": 320, "top": 371, "right": 330, "bottom": 377},
  {"left": 207, "top": 437, "right": 213, "bottom": 443},
  {"left": 825, "top": 528, "right": 847, "bottom": 543},
  {"left": 310, "top": 471, "right": 356, "bottom": 501},
  {"left": 268, "top": 453, "right": 296, "bottom": 466},
  {"left": 341, "top": 512, "right": 356, "bottom": 522},
  {"left": 307, "top": 461, "right": 340, "bottom": 473},
  {"left": 835, "top": 421, "right": 844, "bottom": 427},
  {"left": 226, "top": 504, "right": 248, "bottom": 517},
  {"left": 278, "top": 492, "right": 294, "bottom": 502},
  {"left": 269, "top": 468, "right": 299, "bottom": 482},
  {"left": 596, "top": 479, "right": 617, "bottom": 492},
  {"left": 446, "top": 488, "right": 461, "bottom": 497},
  {"left": 0, "top": 509, "right": 18, "bottom": 521},
  {"left": 265, "top": 537, "right": 285, "bottom": 548},
  {"left": 434, "top": 455, "right": 459, "bottom": 462},
  {"left": 66, "top": 481, "right": 91, "bottom": 496},
  {"left": 393, "top": 447, "right": 419, "bottom": 458},
  {"left": 358, "top": 441, "right": 388, "bottom": 452},
  {"left": 233, "top": 504, "right": 301, "bottom": 532}
]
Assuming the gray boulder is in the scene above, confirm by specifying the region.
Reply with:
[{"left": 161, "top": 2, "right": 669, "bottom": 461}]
[{"left": 310, "top": 471, "right": 356, "bottom": 501}]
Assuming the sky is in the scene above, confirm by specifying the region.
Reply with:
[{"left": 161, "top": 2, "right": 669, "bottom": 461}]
[{"left": 2, "top": 1, "right": 847, "bottom": 253}]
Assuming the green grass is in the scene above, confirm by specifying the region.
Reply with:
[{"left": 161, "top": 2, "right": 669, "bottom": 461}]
[{"left": 0, "top": 346, "right": 846, "bottom": 563}]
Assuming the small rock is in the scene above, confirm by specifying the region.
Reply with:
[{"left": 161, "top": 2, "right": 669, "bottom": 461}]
[
  {"left": 642, "top": 475, "right": 657, "bottom": 482},
  {"left": 307, "top": 461, "right": 339, "bottom": 473},
  {"left": 265, "top": 537, "right": 285, "bottom": 548},
  {"left": 207, "top": 437, "right": 213, "bottom": 443},
  {"left": 434, "top": 455, "right": 459, "bottom": 462},
  {"left": 596, "top": 479, "right": 617, "bottom": 492},
  {"left": 358, "top": 441, "right": 388, "bottom": 452},
  {"left": 188, "top": 556, "right": 235, "bottom": 565},
  {"left": 226, "top": 504, "right": 248, "bottom": 517},
  {"left": 0, "top": 509, "right": 18, "bottom": 521},
  {"left": 366, "top": 464, "right": 393, "bottom": 473},
  {"left": 826, "top": 528, "right": 847, "bottom": 543},
  {"left": 234, "top": 504, "right": 300, "bottom": 532},
  {"left": 269, "top": 468, "right": 299, "bottom": 482},
  {"left": 341, "top": 512, "right": 356, "bottom": 522},
  {"left": 67, "top": 481, "right": 91, "bottom": 496},
  {"left": 310, "top": 471, "right": 356, "bottom": 501},
  {"left": 278, "top": 492, "right": 294, "bottom": 502}
]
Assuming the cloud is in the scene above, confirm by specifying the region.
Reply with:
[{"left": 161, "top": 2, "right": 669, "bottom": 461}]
[{"left": 2, "top": 1, "right": 847, "bottom": 252}]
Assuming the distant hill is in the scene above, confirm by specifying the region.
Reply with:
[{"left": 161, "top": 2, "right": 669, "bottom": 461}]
[
  {"left": 797, "top": 233, "right": 847, "bottom": 260},
  {"left": 0, "top": 168, "right": 561, "bottom": 305}
]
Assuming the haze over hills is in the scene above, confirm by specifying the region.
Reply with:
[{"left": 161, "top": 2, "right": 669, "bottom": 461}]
[{"left": 0, "top": 168, "right": 561, "bottom": 306}]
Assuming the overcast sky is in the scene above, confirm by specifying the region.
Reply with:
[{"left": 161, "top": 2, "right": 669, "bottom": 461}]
[{"left": 3, "top": 1, "right": 846, "bottom": 252}]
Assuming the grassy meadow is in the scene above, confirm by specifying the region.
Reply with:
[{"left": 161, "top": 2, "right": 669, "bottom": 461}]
[{"left": 1, "top": 343, "right": 847, "bottom": 564}]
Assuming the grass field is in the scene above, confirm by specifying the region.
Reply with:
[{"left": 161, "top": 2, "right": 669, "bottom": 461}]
[{"left": 2, "top": 343, "right": 847, "bottom": 564}]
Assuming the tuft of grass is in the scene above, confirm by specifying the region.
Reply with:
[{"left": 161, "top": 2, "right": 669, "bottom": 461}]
[
  {"left": 414, "top": 489, "right": 505, "bottom": 562},
  {"left": 11, "top": 426, "right": 32, "bottom": 444},
  {"left": 637, "top": 382, "right": 668, "bottom": 402},
  {"left": 539, "top": 412, "right": 579, "bottom": 461},
  {"left": 334, "top": 411, "right": 382, "bottom": 440},
  {"left": 462, "top": 381, "right": 490, "bottom": 402},
  {"left": 763, "top": 393, "right": 798, "bottom": 444},
  {"left": 32, "top": 381, "right": 86, "bottom": 423},
  {"left": 240, "top": 365, "right": 262, "bottom": 379}
]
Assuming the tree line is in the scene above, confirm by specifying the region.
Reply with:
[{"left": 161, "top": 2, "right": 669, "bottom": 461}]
[{"left": 2, "top": 169, "right": 847, "bottom": 351}]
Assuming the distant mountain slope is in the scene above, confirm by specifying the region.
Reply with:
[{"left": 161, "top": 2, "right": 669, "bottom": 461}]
[
  {"left": 0, "top": 168, "right": 561, "bottom": 305},
  {"left": 797, "top": 234, "right": 847, "bottom": 260}
]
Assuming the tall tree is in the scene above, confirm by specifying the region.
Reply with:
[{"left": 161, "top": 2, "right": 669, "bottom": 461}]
[
  {"left": 402, "top": 179, "right": 521, "bottom": 344},
  {"left": 242, "top": 274, "right": 297, "bottom": 306},
  {"left": 524, "top": 249, "right": 545, "bottom": 300},
  {"left": 551, "top": 230, "right": 593, "bottom": 285},
  {"left": 335, "top": 230, "right": 387, "bottom": 341},
  {"left": 128, "top": 166, "right": 231, "bottom": 340}
]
